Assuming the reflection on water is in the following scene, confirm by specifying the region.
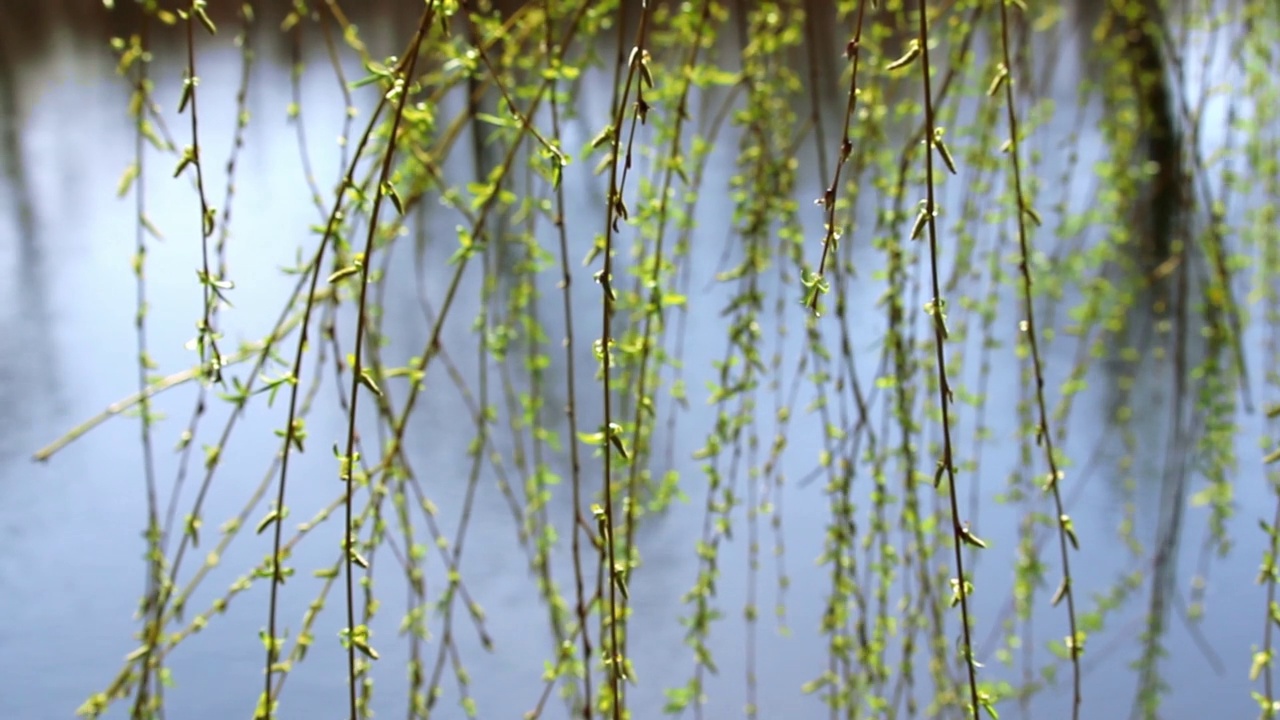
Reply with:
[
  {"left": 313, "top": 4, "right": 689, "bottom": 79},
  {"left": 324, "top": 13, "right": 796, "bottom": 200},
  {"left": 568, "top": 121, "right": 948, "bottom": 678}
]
[{"left": 0, "top": 2, "right": 1273, "bottom": 720}]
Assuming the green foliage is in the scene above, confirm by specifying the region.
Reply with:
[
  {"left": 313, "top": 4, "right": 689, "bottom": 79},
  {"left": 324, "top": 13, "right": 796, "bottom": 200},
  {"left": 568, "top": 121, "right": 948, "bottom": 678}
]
[{"left": 45, "top": 0, "right": 1280, "bottom": 718}]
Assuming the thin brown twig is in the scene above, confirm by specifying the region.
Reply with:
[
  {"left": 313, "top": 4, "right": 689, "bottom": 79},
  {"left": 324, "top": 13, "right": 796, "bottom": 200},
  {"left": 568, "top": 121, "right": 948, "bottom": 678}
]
[
  {"left": 912, "top": 0, "right": 982, "bottom": 715},
  {"left": 996, "top": 0, "right": 1082, "bottom": 717}
]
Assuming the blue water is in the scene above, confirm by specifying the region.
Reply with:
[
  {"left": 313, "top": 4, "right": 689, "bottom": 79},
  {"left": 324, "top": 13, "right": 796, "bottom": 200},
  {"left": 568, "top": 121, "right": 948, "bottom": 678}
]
[{"left": 0, "top": 2, "right": 1273, "bottom": 719}]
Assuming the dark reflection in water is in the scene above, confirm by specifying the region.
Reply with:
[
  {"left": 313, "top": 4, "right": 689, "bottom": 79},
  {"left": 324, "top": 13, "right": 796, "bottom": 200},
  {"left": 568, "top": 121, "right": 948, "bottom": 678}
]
[
  {"left": 0, "top": 2, "right": 1271, "bottom": 720},
  {"left": 0, "top": 4, "right": 73, "bottom": 459}
]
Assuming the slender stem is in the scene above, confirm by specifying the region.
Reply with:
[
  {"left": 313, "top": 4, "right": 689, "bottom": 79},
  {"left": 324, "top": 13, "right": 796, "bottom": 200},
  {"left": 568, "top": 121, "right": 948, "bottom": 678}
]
[
  {"left": 997, "top": 2, "right": 1082, "bottom": 718},
  {"left": 913, "top": 0, "right": 981, "bottom": 714},
  {"left": 338, "top": 10, "right": 433, "bottom": 718}
]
